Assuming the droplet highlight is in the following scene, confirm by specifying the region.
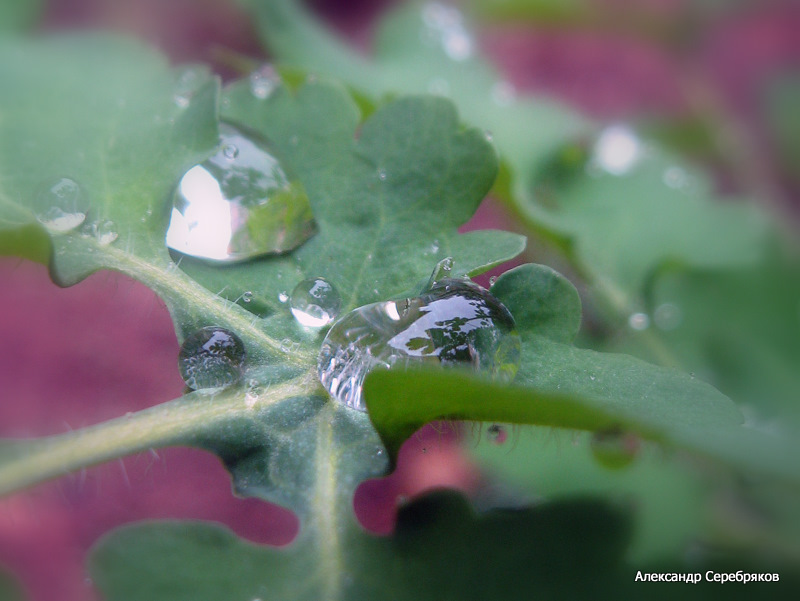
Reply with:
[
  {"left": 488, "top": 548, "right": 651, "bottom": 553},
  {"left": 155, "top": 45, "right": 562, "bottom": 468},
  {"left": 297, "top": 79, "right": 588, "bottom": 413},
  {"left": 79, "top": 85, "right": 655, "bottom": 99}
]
[
  {"left": 628, "top": 312, "right": 650, "bottom": 331},
  {"left": 249, "top": 64, "right": 281, "bottom": 100},
  {"left": 33, "top": 177, "right": 88, "bottom": 232},
  {"left": 592, "top": 125, "right": 641, "bottom": 176},
  {"left": 318, "top": 272, "right": 521, "bottom": 411},
  {"left": 178, "top": 326, "right": 246, "bottom": 390},
  {"left": 166, "top": 122, "right": 316, "bottom": 262},
  {"left": 290, "top": 277, "right": 342, "bottom": 328}
]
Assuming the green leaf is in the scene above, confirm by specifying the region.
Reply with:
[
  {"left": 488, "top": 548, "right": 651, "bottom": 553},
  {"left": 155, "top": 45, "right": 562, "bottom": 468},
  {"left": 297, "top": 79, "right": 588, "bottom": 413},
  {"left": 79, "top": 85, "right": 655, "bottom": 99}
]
[
  {"left": 365, "top": 263, "right": 800, "bottom": 481},
  {"left": 249, "top": 0, "right": 771, "bottom": 308},
  {"left": 0, "top": 566, "right": 25, "bottom": 601},
  {"left": 90, "top": 490, "right": 633, "bottom": 601},
  {"left": 0, "top": 0, "right": 42, "bottom": 34}
]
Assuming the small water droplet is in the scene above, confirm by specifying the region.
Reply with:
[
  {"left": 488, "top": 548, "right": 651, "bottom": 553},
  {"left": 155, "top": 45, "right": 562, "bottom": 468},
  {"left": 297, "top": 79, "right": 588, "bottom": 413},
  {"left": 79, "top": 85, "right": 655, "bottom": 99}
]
[
  {"left": 628, "top": 312, "right": 650, "bottom": 331},
  {"left": 377, "top": 168, "right": 387, "bottom": 181},
  {"left": 592, "top": 125, "right": 641, "bottom": 176},
  {"left": 249, "top": 64, "right": 281, "bottom": 100},
  {"left": 663, "top": 166, "right": 688, "bottom": 190},
  {"left": 280, "top": 338, "right": 293, "bottom": 353},
  {"left": 242, "top": 291, "right": 254, "bottom": 303},
  {"left": 489, "top": 276, "right": 497, "bottom": 286},
  {"left": 33, "top": 177, "right": 88, "bottom": 232},
  {"left": 591, "top": 428, "right": 640, "bottom": 469},
  {"left": 222, "top": 144, "right": 239, "bottom": 160},
  {"left": 141, "top": 207, "right": 153, "bottom": 223},
  {"left": 178, "top": 327, "right": 245, "bottom": 390},
  {"left": 654, "top": 302, "right": 682, "bottom": 331},
  {"left": 426, "top": 256, "right": 454, "bottom": 289},
  {"left": 90, "top": 219, "right": 118, "bottom": 246},
  {"left": 421, "top": 2, "right": 474, "bottom": 61},
  {"left": 278, "top": 291, "right": 289, "bottom": 303},
  {"left": 173, "top": 66, "right": 206, "bottom": 109},
  {"left": 318, "top": 268, "right": 521, "bottom": 411},
  {"left": 589, "top": 374, "right": 596, "bottom": 381},
  {"left": 166, "top": 122, "right": 316, "bottom": 262},
  {"left": 484, "top": 130, "right": 493, "bottom": 143},
  {"left": 429, "top": 239, "right": 440, "bottom": 254},
  {"left": 486, "top": 424, "right": 507, "bottom": 445},
  {"left": 290, "top": 277, "right": 342, "bottom": 328}
]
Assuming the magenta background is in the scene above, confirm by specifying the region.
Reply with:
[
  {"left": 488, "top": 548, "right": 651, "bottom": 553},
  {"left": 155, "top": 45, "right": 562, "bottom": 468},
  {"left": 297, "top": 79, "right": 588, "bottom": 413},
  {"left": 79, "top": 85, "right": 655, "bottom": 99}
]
[{"left": 1, "top": 1, "right": 799, "bottom": 599}]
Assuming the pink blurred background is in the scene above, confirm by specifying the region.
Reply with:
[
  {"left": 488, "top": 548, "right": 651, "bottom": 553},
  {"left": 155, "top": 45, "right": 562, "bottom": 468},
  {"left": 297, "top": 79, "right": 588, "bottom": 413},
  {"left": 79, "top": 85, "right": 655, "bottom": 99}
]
[{"left": 1, "top": 0, "right": 799, "bottom": 599}]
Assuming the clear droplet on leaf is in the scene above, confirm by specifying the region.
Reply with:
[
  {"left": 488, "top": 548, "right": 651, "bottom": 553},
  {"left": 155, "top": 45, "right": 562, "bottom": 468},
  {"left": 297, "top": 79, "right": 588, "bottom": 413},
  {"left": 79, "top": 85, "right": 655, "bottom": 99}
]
[
  {"left": 249, "top": 64, "right": 281, "bottom": 100},
  {"left": 290, "top": 277, "right": 342, "bottom": 328},
  {"left": 486, "top": 424, "right": 507, "bottom": 445},
  {"left": 178, "top": 326, "right": 246, "bottom": 390},
  {"left": 33, "top": 177, "right": 88, "bottom": 232},
  {"left": 590, "top": 428, "right": 640, "bottom": 469},
  {"left": 166, "top": 122, "right": 316, "bottom": 262},
  {"left": 318, "top": 271, "right": 521, "bottom": 411},
  {"left": 426, "top": 256, "right": 453, "bottom": 289},
  {"left": 628, "top": 312, "right": 650, "bottom": 331}
]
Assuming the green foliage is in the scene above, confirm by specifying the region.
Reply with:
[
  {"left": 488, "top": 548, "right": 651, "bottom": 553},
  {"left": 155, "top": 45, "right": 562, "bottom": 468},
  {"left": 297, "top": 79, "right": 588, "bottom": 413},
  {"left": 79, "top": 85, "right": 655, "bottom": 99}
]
[{"left": 1, "top": 1, "right": 799, "bottom": 599}]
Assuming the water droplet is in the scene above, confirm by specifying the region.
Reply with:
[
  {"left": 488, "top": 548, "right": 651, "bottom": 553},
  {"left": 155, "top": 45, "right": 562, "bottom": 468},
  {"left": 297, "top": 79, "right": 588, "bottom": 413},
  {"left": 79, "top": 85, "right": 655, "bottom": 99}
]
[
  {"left": 484, "top": 130, "right": 493, "bottom": 143},
  {"left": 173, "top": 66, "right": 206, "bottom": 109},
  {"left": 178, "top": 326, "right": 245, "bottom": 390},
  {"left": 242, "top": 291, "right": 254, "bottom": 303},
  {"left": 222, "top": 144, "right": 239, "bottom": 160},
  {"left": 421, "top": 3, "right": 474, "bottom": 61},
  {"left": 249, "top": 64, "right": 281, "bottom": 100},
  {"left": 88, "top": 219, "right": 118, "bottom": 246},
  {"left": 166, "top": 122, "right": 316, "bottom": 262},
  {"left": 429, "top": 239, "right": 440, "bottom": 254},
  {"left": 33, "top": 177, "right": 88, "bottom": 232},
  {"left": 489, "top": 276, "right": 497, "bottom": 286},
  {"left": 426, "top": 256, "right": 453, "bottom": 289},
  {"left": 377, "top": 168, "right": 387, "bottom": 181},
  {"left": 486, "top": 424, "right": 507, "bottom": 445},
  {"left": 654, "top": 302, "right": 682, "bottom": 331},
  {"left": 592, "top": 125, "right": 641, "bottom": 176},
  {"left": 628, "top": 312, "right": 650, "bottom": 331},
  {"left": 491, "top": 81, "right": 516, "bottom": 106},
  {"left": 290, "top": 277, "right": 342, "bottom": 328},
  {"left": 589, "top": 373, "right": 596, "bottom": 381},
  {"left": 318, "top": 274, "right": 521, "bottom": 411},
  {"left": 591, "top": 428, "right": 640, "bottom": 469},
  {"left": 663, "top": 166, "right": 688, "bottom": 190},
  {"left": 278, "top": 291, "right": 289, "bottom": 303}
]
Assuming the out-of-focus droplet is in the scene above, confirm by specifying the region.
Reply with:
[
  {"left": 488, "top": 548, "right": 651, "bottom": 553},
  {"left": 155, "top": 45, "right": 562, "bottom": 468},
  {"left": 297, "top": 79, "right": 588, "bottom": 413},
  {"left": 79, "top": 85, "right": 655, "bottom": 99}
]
[
  {"left": 178, "top": 326, "right": 246, "bottom": 390},
  {"left": 249, "top": 64, "right": 281, "bottom": 100},
  {"left": 33, "top": 177, "right": 88, "bottom": 232},
  {"left": 290, "top": 277, "right": 342, "bottom": 328},
  {"left": 591, "top": 428, "right": 640, "bottom": 469},
  {"left": 421, "top": 2, "right": 474, "bottom": 61},
  {"left": 166, "top": 122, "right": 316, "bottom": 262},
  {"left": 628, "top": 312, "right": 650, "bottom": 331},
  {"left": 592, "top": 125, "right": 641, "bottom": 176}
]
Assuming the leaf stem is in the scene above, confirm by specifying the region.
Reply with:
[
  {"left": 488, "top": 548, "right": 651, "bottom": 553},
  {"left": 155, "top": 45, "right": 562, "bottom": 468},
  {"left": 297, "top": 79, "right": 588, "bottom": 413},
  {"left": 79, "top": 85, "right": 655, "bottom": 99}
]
[{"left": 0, "top": 372, "right": 316, "bottom": 497}]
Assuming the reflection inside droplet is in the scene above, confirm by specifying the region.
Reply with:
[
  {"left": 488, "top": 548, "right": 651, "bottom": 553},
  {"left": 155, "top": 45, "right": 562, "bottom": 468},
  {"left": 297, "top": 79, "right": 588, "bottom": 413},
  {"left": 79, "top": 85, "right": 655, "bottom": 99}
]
[
  {"left": 290, "top": 277, "right": 342, "bottom": 328},
  {"left": 166, "top": 122, "right": 316, "bottom": 262},
  {"left": 33, "top": 176, "right": 88, "bottom": 232}
]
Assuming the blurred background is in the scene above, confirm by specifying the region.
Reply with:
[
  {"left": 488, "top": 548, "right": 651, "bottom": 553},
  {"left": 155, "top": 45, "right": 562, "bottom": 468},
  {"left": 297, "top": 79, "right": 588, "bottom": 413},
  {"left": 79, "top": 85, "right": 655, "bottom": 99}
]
[{"left": 1, "top": 1, "right": 798, "bottom": 599}]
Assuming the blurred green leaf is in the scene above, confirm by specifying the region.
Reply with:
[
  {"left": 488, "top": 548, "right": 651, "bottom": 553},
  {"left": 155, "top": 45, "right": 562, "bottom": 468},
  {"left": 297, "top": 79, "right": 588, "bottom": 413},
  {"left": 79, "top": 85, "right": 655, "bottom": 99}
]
[
  {"left": 0, "top": 566, "right": 25, "bottom": 601},
  {"left": 0, "top": 0, "right": 42, "bottom": 34}
]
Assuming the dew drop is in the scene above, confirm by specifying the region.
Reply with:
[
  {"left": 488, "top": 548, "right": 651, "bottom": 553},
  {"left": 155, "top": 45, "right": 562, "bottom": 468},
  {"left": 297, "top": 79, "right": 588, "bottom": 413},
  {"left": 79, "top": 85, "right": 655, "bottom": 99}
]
[
  {"left": 592, "top": 125, "right": 641, "bottom": 176},
  {"left": 421, "top": 2, "right": 474, "bottom": 61},
  {"left": 173, "top": 66, "right": 206, "bottom": 109},
  {"left": 166, "top": 122, "right": 316, "bottom": 262},
  {"left": 278, "top": 291, "right": 289, "bottom": 303},
  {"left": 628, "top": 312, "right": 650, "bottom": 331},
  {"left": 249, "top": 64, "right": 281, "bottom": 100},
  {"left": 377, "top": 168, "right": 387, "bottom": 181},
  {"left": 489, "top": 276, "right": 497, "bottom": 286},
  {"left": 92, "top": 219, "right": 118, "bottom": 246},
  {"left": 290, "top": 277, "right": 342, "bottom": 328},
  {"left": 33, "top": 177, "right": 88, "bottom": 232},
  {"left": 178, "top": 326, "right": 246, "bottom": 390},
  {"left": 486, "top": 424, "right": 507, "bottom": 445},
  {"left": 426, "top": 256, "right": 453, "bottom": 288},
  {"left": 591, "top": 428, "right": 640, "bottom": 469},
  {"left": 483, "top": 130, "right": 493, "bottom": 143},
  {"left": 318, "top": 265, "right": 521, "bottom": 411},
  {"left": 242, "top": 291, "right": 254, "bottom": 303}
]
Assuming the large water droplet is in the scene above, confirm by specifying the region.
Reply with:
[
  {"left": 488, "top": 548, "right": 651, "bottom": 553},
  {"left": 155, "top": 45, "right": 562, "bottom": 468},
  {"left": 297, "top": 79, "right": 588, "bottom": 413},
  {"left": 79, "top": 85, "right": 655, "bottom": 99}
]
[
  {"left": 591, "top": 428, "right": 640, "bottom": 469},
  {"left": 33, "top": 177, "right": 88, "bottom": 232},
  {"left": 166, "top": 122, "right": 315, "bottom": 262},
  {"left": 318, "top": 276, "right": 521, "bottom": 411},
  {"left": 178, "top": 326, "right": 246, "bottom": 390},
  {"left": 290, "top": 277, "right": 342, "bottom": 328}
]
